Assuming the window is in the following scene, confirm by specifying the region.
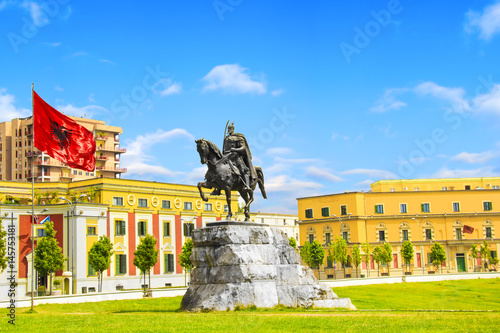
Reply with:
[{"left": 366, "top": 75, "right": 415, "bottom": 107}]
[
  {"left": 491, "top": 251, "right": 497, "bottom": 259},
  {"left": 116, "top": 254, "right": 127, "bottom": 275},
  {"left": 390, "top": 188, "right": 395, "bottom": 192},
  {"left": 453, "top": 202, "right": 460, "bottom": 212},
  {"left": 492, "top": 185, "right": 500, "bottom": 189},
  {"left": 204, "top": 203, "right": 213, "bottom": 211},
  {"left": 113, "top": 197, "right": 123, "bottom": 206},
  {"left": 87, "top": 227, "right": 96, "bottom": 235},
  {"left": 483, "top": 201, "right": 493, "bottom": 211},
  {"left": 414, "top": 187, "right": 419, "bottom": 191},
  {"left": 342, "top": 231, "right": 348, "bottom": 242},
  {"left": 184, "top": 223, "right": 194, "bottom": 237},
  {"left": 37, "top": 229, "right": 46, "bottom": 238},
  {"left": 425, "top": 229, "right": 432, "bottom": 240},
  {"left": 442, "top": 187, "right": 447, "bottom": 191},
  {"left": 427, "top": 253, "right": 433, "bottom": 264},
  {"left": 486, "top": 227, "right": 492, "bottom": 238},
  {"left": 324, "top": 233, "right": 331, "bottom": 245},
  {"left": 400, "top": 204, "right": 407, "bottom": 214},
  {"left": 305, "top": 209, "right": 313, "bottom": 219},
  {"left": 402, "top": 229, "right": 409, "bottom": 241},
  {"left": 184, "top": 202, "right": 193, "bottom": 210},
  {"left": 138, "top": 198, "right": 148, "bottom": 208},
  {"left": 164, "top": 254, "right": 174, "bottom": 273},
  {"left": 321, "top": 207, "right": 329, "bottom": 217},
  {"left": 162, "top": 200, "right": 171, "bottom": 209},
  {"left": 378, "top": 230, "right": 385, "bottom": 241},
  {"left": 326, "top": 258, "right": 333, "bottom": 268},
  {"left": 88, "top": 255, "right": 96, "bottom": 276},
  {"left": 138, "top": 221, "right": 147, "bottom": 236},
  {"left": 308, "top": 234, "right": 314, "bottom": 244},
  {"left": 224, "top": 205, "right": 228, "bottom": 213},
  {"left": 340, "top": 205, "right": 347, "bottom": 216},
  {"left": 455, "top": 228, "right": 462, "bottom": 240},
  {"left": 421, "top": 203, "right": 430, "bottom": 213},
  {"left": 465, "top": 185, "right": 471, "bottom": 190},
  {"left": 163, "top": 222, "right": 170, "bottom": 237},
  {"left": 375, "top": 205, "right": 384, "bottom": 214},
  {"left": 115, "top": 221, "right": 126, "bottom": 236}
]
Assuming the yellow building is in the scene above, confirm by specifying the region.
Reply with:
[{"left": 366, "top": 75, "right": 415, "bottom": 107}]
[
  {"left": 297, "top": 177, "right": 499, "bottom": 279},
  {"left": 0, "top": 116, "right": 126, "bottom": 182}
]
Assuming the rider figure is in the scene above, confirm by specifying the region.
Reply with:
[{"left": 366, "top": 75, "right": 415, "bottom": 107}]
[{"left": 211, "top": 122, "right": 256, "bottom": 195}]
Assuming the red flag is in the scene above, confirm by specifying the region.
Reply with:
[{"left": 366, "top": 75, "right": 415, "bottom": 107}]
[
  {"left": 463, "top": 225, "right": 474, "bottom": 234},
  {"left": 33, "top": 91, "right": 96, "bottom": 172}
]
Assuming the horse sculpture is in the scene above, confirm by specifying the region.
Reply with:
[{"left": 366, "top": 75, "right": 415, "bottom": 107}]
[{"left": 196, "top": 138, "right": 267, "bottom": 221}]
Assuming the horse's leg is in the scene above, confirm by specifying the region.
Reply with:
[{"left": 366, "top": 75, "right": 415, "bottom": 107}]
[
  {"left": 244, "top": 191, "right": 254, "bottom": 221},
  {"left": 224, "top": 187, "right": 232, "bottom": 220},
  {"left": 198, "top": 182, "right": 211, "bottom": 202}
]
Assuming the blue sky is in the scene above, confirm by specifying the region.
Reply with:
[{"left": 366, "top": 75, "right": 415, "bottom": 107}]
[{"left": 2, "top": 0, "right": 500, "bottom": 213}]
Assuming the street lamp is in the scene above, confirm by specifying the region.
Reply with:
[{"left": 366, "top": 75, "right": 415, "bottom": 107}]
[
  {"left": 58, "top": 194, "right": 89, "bottom": 294},
  {"left": 411, "top": 216, "right": 427, "bottom": 275},
  {"left": 27, "top": 207, "right": 48, "bottom": 311}
]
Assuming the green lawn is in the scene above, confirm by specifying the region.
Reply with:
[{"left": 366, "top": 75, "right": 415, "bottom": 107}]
[{"left": 2, "top": 279, "right": 499, "bottom": 332}]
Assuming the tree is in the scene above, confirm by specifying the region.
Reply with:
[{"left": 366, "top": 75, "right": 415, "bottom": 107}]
[
  {"left": 133, "top": 235, "right": 159, "bottom": 292},
  {"left": 309, "top": 240, "right": 325, "bottom": 272},
  {"left": 470, "top": 244, "right": 479, "bottom": 271},
  {"left": 351, "top": 245, "right": 361, "bottom": 278},
  {"left": 88, "top": 236, "right": 114, "bottom": 292},
  {"left": 401, "top": 240, "right": 414, "bottom": 274},
  {"left": 289, "top": 237, "right": 297, "bottom": 249},
  {"left": 430, "top": 242, "right": 446, "bottom": 273},
  {"left": 362, "top": 242, "right": 372, "bottom": 278},
  {"left": 382, "top": 243, "right": 393, "bottom": 276},
  {"left": 329, "top": 237, "right": 348, "bottom": 278},
  {"left": 178, "top": 239, "right": 194, "bottom": 286},
  {"left": 0, "top": 219, "right": 7, "bottom": 273},
  {"left": 34, "top": 222, "right": 66, "bottom": 296},
  {"left": 372, "top": 246, "right": 383, "bottom": 277},
  {"left": 480, "top": 241, "right": 490, "bottom": 272},
  {"left": 300, "top": 241, "right": 312, "bottom": 267}
]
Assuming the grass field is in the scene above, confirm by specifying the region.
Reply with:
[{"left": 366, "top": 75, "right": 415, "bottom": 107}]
[{"left": 2, "top": 279, "right": 499, "bottom": 332}]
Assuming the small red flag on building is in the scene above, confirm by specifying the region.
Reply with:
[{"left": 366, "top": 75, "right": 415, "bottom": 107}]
[
  {"left": 463, "top": 225, "right": 474, "bottom": 234},
  {"left": 33, "top": 91, "right": 96, "bottom": 172}
]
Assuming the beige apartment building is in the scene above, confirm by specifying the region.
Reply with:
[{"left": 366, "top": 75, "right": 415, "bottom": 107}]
[{"left": 0, "top": 116, "right": 126, "bottom": 182}]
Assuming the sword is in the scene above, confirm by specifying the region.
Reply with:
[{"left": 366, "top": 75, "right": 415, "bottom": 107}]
[{"left": 223, "top": 120, "right": 230, "bottom": 146}]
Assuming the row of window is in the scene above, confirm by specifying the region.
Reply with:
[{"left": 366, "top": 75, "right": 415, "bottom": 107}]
[
  {"left": 307, "top": 205, "right": 348, "bottom": 219},
  {"left": 112, "top": 196, "right": 214, "bottom": 211},
  {"left": 114, "top": 220, "right": 192, "bottom": 237},
  {"left": 89, "top": 253, "right": 175, "bottom": 276}
]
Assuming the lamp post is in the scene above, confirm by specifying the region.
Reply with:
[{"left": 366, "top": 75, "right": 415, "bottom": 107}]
[
  {"left": 58, "top": 194, "right": 88, "bottom": 294},
  {"left": 411, "top": 216, "right": 427, "bottom": 275},
  {"left": 27, "top": 207, "right": 48, "bottom": 311}
]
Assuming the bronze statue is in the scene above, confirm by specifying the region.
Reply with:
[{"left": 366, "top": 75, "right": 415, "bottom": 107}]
[{"left": 196, "top": 122, "right": 267, "bottom": 221}]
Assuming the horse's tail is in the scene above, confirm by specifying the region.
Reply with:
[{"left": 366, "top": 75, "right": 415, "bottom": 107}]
[{"left": 255, "top": 166, "right": 267, "bottom": 199}]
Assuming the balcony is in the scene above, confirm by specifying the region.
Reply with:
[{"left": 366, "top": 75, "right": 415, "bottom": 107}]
[
  {"left": 60, "top": 173, "right": 74, "bottom": 179},
  {"left": 96, "top": 166, "right": 127, "bottom": 173},
  {"left": 95, "top": 135, "right": 109, "bottom": 141},
  {"left": 96, "top": 155, "right": 109, "bottom": 161},
  {"left": 34, "top": 160, "right": 67, "bottom": 168},
  {"left": 96, "top": 146, "right": 127, "bottom": 153}
]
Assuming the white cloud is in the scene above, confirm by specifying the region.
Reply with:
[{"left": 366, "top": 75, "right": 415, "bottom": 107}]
[
  {"left": 265, "top": 147, "right": 293, "bottom": 156},
  {"left": 56, "top": 103, "right": 107, "bottom": 118},
  {"left": 341, "top": 168, "right": 397, "bottom": 179},
  {"left": 354, "top": 179, "right": 374, "bottom": 188},
  {"left": 274, "top": 157, "right": 320, "bottom": 164},
  {"left": 265, "top": 175, "right": 323, "bottom": 192},
  {"left": 465, "top": 2, "right": 500, "bottom": 41},
  {"left": 99, "top": 59, "right": 115, "bottom": 65},
  {"left": 70, "top": 51, "right": 88, "bottom": 58},
  {"left": 473, "top": 84, "right": 500, "bottom": 114},
  {"left": 160, "top": 82, "right": 182, "bottom": 96},
  {"left": 331, "top": 132, "right": 350, "bottom": 140},
  {"left": 305, "top": 166, "right": 343, "bottom": 182},
  {"left": 126, "top": 128, "right": 195, "bottom": 158},
  {"left": 23, "top": 1, "right": 49, "bottom": 26},
  {"left": 202, "top": 64, "right": 266, "bottom": 94},
  {"left": 433, "top": 166, "right": 499, "bottom": 178},
  {"left": 42, "top": 42, "right": 61, "bottom": 47},
  {"left": 0, "top": 88, "right": 30, "bottom": 122},
  {"left": 452, "top": 151, "right": 498, "bottom": 164},
  {"left": 414, "top": 81, "right": 470, "bottom": 112},
  {"left": 54, "top": 85, "right": 63, "bottom": 92},
  {"left": 124, "top": 163, "right": 180, "bottom": 178},
  {"left": 271, "top": 89, "right": 285, "bottom": 96},
  {"left": 370, "top": 88, "right": 408, "bottom": 113}
]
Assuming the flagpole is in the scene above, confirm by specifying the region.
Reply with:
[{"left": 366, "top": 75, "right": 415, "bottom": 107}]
[{"left": 31, "top": 83, "right": 35, "bottom": 311}]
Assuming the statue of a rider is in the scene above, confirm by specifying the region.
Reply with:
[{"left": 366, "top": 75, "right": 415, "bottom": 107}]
[{"left": 212, "top": 122, "right": 256, "bottom": 195}]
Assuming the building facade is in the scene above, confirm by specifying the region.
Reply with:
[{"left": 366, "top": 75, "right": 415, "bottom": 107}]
[
  {"left": 0, "top": 116, "right": 126, "bottom": 183},
  {"left": 297, "top": 177, "right": 500, "bottom": 279},
  {"left": 0, "top": 178, "right": 297, "bottom": 298}
]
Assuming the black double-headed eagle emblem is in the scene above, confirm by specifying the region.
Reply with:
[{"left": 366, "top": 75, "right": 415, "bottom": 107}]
[{"left": 49, "top": 119, "right": 73, "bottom": 151}]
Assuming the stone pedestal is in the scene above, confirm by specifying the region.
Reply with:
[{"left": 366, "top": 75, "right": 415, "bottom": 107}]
[{"left": 181, "top": 221, "right": 356, "bottom": 311}]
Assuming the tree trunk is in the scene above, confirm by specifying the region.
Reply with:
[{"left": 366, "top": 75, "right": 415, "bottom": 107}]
[
  {"left": 149, "top": 269, "right": 151, "bottom": 291},
  {"left": 49, "top": 273, "right": 53, "bottom": 296}
]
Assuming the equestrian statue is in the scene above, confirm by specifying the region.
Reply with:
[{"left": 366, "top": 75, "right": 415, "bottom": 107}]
[{"left": 196, "top": 121, "right": 267, "bottom": 221}]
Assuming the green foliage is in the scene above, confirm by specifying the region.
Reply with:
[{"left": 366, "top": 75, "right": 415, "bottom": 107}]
[
  {"left": 328, "top": 237, "right": 348, "bottom": 278},
  {"left": 401, "top": 240, "right": 414, "bottom": 272},
  {"left": 430, "top": 242, "right": 446, "bottom": 273},
  {"left": 0, "top": 218, "right": 7, "bottom": 272},
  {"left": 361, "top": 242, "right": 372, "bottom": 276},
  {"left": 372, "top": 246, "right": 382, "bottom": 277},
  {"left": 351, "top": 245, "right": 362, "bottom": 277},
  {"left": 309, "top": 240, "right": 325, "bottom": 269},
  {"left": 288, "top": 237, "right": 297, "bottom": 249},
  {"left": 34, "top": 222, "right": 66, "bottom": 295},
  {"left": 134, "top": 235, "right": 159, "bottom": 291},
  {"left": 480, "top": 240, "right": 491, "bottom": 271},
  {"left": 470, "top": 244, "right": 479, "bottom": 269},
  {"left": 89, "top": 236, "right": 114, "bottom": 292},
  {"left": 299, "top": 241, "right": 311, "bottom": 266},
  {"left": 382, "top": 242, "right": 393, "bottom": 275},
  {"left": 178, "top": 238, "right": 193, "bottom": 271}
]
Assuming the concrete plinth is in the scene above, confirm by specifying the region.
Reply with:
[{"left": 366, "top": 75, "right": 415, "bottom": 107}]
[{"left": 181, "top": 221, "right": 355, "bottom": 311}]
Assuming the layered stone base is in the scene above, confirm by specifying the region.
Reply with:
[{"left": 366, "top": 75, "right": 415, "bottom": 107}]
[{"left": 181, "top": 221, "right": 356, "bottom": 311}]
